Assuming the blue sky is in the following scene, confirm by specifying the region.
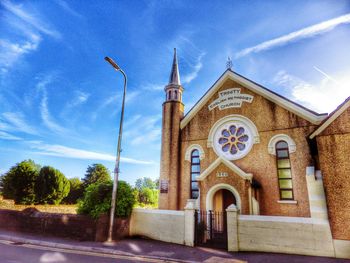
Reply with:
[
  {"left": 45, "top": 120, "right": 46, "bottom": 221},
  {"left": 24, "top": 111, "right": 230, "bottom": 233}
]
[{"left": 1, "top": 0, "right": 350, "bottom": 185}]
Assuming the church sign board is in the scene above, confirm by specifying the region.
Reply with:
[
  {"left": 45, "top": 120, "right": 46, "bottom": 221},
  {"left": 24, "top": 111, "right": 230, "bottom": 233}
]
[{"left": 208, "top": 88, "right": 254, "bottom": 111}]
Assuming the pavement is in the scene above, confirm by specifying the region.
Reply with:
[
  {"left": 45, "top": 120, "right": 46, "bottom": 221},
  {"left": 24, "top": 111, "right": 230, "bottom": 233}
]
[{"left": 0, "top": 230, "right": 349, "bottom": 263}]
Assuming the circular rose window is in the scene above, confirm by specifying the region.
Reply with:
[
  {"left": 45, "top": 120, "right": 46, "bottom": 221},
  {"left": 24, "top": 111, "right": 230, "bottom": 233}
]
[{"left": 213, "top": 122, "right": 253, "bottom": 160}]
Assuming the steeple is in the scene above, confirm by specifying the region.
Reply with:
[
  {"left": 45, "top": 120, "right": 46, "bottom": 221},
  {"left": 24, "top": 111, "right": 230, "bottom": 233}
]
[
  {"left": 164, "top": 48, "right": 183, "bottom": 103},
  {"left": 159, "top": 48, "right": 184, "bottom": 211},
  {"left": 169, "top": 48, "right": 181, "bottom": 85}
]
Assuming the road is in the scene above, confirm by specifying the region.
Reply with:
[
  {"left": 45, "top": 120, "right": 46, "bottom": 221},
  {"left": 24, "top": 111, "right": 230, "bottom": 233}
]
[{"left": 0, "top": 240, "right": 177, "bottom": 263}]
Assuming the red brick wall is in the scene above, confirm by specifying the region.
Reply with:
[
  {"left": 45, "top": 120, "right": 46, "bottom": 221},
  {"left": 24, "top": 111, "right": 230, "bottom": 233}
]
[
  {"left": 159, "top": 101, "right": 184, "bottom": 210},
  {"left": 317, "top": 106, "right": 350, "bottom": 240},
  {"left": 0, "top": 208, "right": 129, "bottom": 241}
]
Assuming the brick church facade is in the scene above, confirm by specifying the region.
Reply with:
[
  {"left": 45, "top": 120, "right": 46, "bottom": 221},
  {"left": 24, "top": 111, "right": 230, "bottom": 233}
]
[{"left": 158, "top": 49, "right": 350, "bottom": 249}]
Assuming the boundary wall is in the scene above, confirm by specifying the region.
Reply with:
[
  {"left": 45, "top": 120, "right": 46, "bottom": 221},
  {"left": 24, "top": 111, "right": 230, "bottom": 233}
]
[
  {"left": 0, "top": 208, "right": 129, "bottom": 242},
  {"left": 227, "top": 205, "right": 335, "bottom": 257},
  {"left": 129, "top": 207, "right": 195, "bottom": 246}
]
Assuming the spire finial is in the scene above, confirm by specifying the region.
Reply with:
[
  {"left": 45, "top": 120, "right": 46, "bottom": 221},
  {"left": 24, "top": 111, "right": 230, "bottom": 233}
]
[
  {"left": 226, "top": 56, "right": 233, "bottom": 70},
  {"left": 169, "top": 48, "right": 181, "bottom": 85}
]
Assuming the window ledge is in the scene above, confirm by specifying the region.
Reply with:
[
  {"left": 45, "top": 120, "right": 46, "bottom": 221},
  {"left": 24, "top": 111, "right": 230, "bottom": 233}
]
[{"left": 278, "top": 200, "right": 297, "bottom": 204}]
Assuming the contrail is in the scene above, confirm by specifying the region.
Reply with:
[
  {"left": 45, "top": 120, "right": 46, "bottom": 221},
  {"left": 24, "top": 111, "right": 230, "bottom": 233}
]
[
  {"left": 313, "top": 66, "right": 340, "bottom": 85},
  {"left": 235, "top": 13, "right": 350, "bottom": 58}
]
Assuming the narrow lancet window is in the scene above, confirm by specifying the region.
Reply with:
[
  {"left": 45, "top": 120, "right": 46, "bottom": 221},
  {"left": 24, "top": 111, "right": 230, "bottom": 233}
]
[
  {"left": 275, "top": 141, "right": 294, "bottom": 200},
  {"left": 190, "top": 149, "right": 200, "bottom": 199}
]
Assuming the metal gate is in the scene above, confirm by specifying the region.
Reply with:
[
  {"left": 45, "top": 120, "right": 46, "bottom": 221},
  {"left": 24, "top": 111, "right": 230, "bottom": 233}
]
[{"left": 194, "top": 210, "right": 227, "bottom": 249}]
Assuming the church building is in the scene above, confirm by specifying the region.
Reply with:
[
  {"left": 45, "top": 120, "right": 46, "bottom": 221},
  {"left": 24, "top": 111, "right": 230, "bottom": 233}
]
[{"left": 158, "top": 49, "right": 350, "bottom": 248}]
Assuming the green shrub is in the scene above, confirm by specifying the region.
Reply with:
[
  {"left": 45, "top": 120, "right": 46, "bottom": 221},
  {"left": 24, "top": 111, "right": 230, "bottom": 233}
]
[
  {"left": 62, "top": 177, "right": 84, "bottom": 204},
  {"left": 35, "top": 166, "right": 70, "bottom": 204},
  {"left": 0, "top": 160, "right": 40, "bottom": 204},
  {"left": 77, "top": 180, "right": 135, "bottom": 219}
]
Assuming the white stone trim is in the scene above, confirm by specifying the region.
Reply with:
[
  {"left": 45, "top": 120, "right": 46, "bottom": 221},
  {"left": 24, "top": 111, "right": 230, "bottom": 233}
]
[
  {"left": 208, "top": 114, "right": 260, "bottom": 148},
  {"left": 268, "top": 134, "right": 296, "bottom": 155},
  {"left": 185, "top": 144, "right": 205, "bottom": 161},
  {"left": 310, "top": 97, "right": 350, "bottom": 139},
  {"left": 206, "top": 183, "right": 242, "bottom": 211},
  {"left": 180, "top": 70, "right": 327, "bottom": 129},
  {"left": 277, "top": 200, "right": 298, "bottom": 204},
  {"left": 196, "top": 157, "right": 253, "bottom": 181},
  {"left": 133, "top": 208, "right": 184, "bottom": 215}
]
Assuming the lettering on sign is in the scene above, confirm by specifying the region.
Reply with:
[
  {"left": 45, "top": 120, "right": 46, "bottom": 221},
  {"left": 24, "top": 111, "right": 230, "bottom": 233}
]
[
  {"left": 217, "top": 172, "right": 228, "bottom": 178},
  {"left": 160, "top": 179, "right": 169, "bottom": 193},
  {"left": 208, "top": 88, "right": 254, "bottom": 111}
]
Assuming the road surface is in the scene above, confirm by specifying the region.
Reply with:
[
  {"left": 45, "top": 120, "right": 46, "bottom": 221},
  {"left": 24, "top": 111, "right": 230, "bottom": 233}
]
[{"left": 0, "top": 240, "right": 176, "bottom": 263}]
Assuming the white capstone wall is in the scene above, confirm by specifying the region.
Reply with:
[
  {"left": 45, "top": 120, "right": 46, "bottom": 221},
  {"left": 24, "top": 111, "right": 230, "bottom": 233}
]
[
  {"left": 129, "top": 208, "right": 194, "bottom": 245},
  {"left": 231, "top": 214, "right": 335, "bottom": 257},
  {"left": 334, "top": 239, "right": 350, "bottom": 259}
]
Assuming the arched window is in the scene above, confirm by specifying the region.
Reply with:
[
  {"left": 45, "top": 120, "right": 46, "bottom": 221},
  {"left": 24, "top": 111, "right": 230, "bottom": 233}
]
[
  {"left": 174, "top": 90, "right": 178, "bottom": 100},
  {"left": 190, "top": 149, "right": 200, "bottom": 199},
  {"left": 275, "top": 141, "right": 294, "bottom": 200},
  {"left": 168, "top": 91, "right": 171, "bottom": 100}
]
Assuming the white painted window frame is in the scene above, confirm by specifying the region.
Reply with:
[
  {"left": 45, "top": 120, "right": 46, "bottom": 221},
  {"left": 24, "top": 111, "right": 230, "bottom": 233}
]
[
  {"left": 268, "top": 134, "right": 296, "bottom": 155},
  {"left": 207, "top": 114, "right": 260, "bottom": 161},
  {"left": 185, "top": 144, "right": 205, "bottom": 161}
]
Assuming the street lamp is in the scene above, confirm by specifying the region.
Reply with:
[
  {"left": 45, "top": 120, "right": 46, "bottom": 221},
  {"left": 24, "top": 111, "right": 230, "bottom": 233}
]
[{"left": 104, "top": 56, "right": 127, "bottom": 244}]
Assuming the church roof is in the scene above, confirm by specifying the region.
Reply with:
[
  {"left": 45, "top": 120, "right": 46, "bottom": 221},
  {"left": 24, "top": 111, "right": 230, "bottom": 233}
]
[
  {"left": 309, "top": 96, "right": 350, "bottom": 139},
  {"left": 168, "top": 48, "right": 181, "bottom": 86},
  {"left": 180, "top": 69, "right": 328, "bottom": 129}
]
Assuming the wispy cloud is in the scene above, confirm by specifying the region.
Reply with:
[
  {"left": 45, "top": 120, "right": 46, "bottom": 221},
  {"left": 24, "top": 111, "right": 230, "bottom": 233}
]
[
  {"left": 54, "top": 0, "right": 83, "bottom": 18},
  {"left": 124, "top": 115, "right": 161, "bottom": 146},
  {"left": 182, "top": 52, "right": 205, "bottom": 84},
  {"left": 40, "top": 89, "right": 68, "bottom": 134},
  {"left": 0, "top": 0, "right": 61, "bottom": 72},
  {"left": 273, "top": 69, "right": 350, "bottom": 113},
  {"left": 142, "top": 83, "right": 164, "bottom": 91},
  {"left": 0, "top": 112, "right": 38, "bottom": 135},
  {"left": 0, "top": 131, "right": 22, "bottom": 141},
  {"left": 1, "top": 0, "right": 61, "bottom": 39},
  {"left": 67, "top": 90, "right": 90, "bottom": 108},
  {"left": 236, "top": 13, "right": 350, "bottom": 58},
  {"left": 0, "top": 37, "right": 40, "bottom": 73},
  {"left": 92, "top": 90, "right": 140, "bottom": 121},
  {"left": 28, "top": 141, "right": 153, "bottom": 165},
  {"left": 34, "top": 75, "right": 68, "bottom": 134},
  {"left": 124, "top": 114, "right": 142, "bottom": 128},
  {"left": 169, "top": 35, "right": 206, "bottom": 84}
]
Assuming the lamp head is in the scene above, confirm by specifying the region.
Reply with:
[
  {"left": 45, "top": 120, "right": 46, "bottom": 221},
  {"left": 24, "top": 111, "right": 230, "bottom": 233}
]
[{"left": 105, "top": 56, "right": 120, "bottom": 71}]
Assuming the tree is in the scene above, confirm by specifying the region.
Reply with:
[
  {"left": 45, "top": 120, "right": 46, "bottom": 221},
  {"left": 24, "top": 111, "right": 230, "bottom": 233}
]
[
  {"left": 77, "top": 181, "right": 135, "bottom": 219},
  {"left": 35, "top": 166, "right": 70, "bottom": 204},
  {"left": 1, "top": 160, "right": 40, "bottom": 204},
  {"left": 134, "top": 177, "right": 159, "bottom": 208},
  {"left": 135, "top": 177, "right": 157, "bottom": 190},
  {"left": 62, "top": 177, "right": 84, "bottom": 204},
  {"left": 82, "top": 164, "right": 111, "bottom": 188},
  {"left": 139, "top": 187, "right": 158, "bottom": 205}
]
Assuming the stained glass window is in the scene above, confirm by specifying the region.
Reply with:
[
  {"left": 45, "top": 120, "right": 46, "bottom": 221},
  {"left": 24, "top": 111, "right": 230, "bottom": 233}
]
[{"left": 218, "top": 125, "right": 250, "bottom": 156}]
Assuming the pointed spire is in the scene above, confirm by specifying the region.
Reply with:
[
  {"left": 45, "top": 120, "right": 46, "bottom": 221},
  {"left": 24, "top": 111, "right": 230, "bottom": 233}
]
[{"left": 169, "top": 48, "right": 181, "bottom": 85}]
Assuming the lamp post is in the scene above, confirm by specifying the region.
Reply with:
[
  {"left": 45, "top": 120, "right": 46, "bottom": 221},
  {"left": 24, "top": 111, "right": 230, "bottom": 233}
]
[{"left": 104, "top": 56, "right": 127, "bottom": 244}]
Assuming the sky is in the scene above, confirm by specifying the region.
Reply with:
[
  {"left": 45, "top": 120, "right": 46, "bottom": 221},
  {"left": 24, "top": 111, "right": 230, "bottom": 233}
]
[{"left": 1, "top": 0, "right": 350, "bottom": 185}]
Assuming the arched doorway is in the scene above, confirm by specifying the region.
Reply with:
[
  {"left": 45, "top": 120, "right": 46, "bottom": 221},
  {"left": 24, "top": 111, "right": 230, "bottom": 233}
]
[
  {"left": 195, "top": 184, "right": 241, "bottom": 249},
  {"left": 206, "top": 183, "right": 241, "bottom": 212},
  {"left": 213, "top": 189, "right": 236, "bottom": 212}
]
